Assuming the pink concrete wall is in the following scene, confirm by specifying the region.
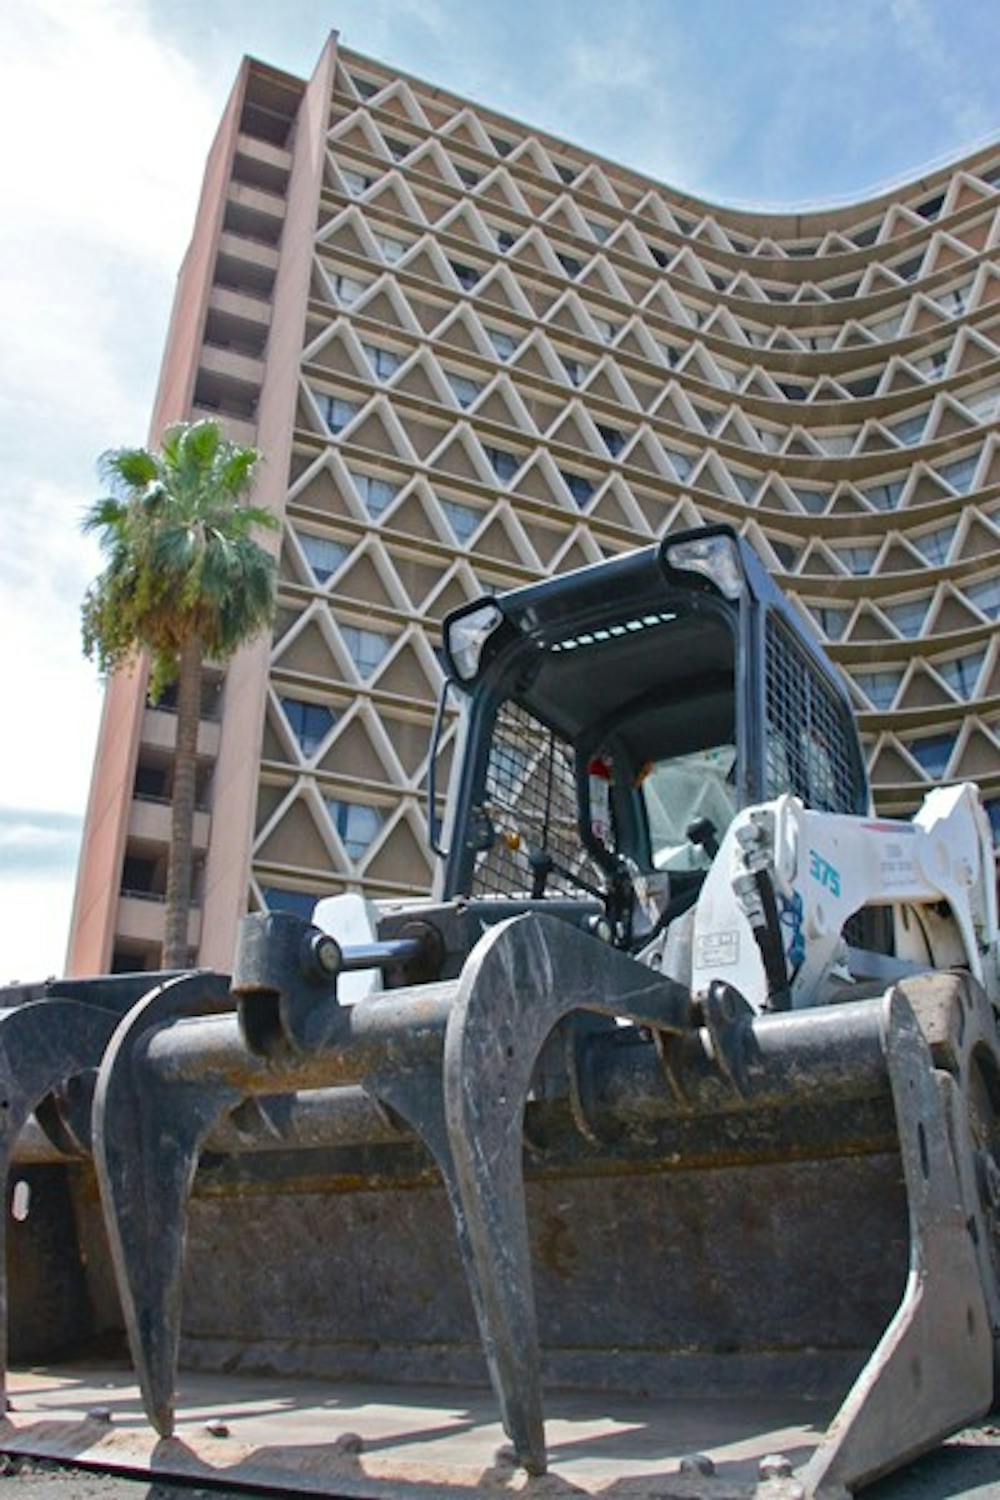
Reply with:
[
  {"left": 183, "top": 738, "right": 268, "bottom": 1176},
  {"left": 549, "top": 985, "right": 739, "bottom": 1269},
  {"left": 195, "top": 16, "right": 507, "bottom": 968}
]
[{"left": 198, "top": 34, "right": 340, "bottom": 970}]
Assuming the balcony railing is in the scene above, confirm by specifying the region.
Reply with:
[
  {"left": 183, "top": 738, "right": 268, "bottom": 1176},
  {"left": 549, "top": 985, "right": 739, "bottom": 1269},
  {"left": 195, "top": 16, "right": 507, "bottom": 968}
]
[
  {"left": 120, "top": 888, "right": 202, "bottom": 908},
  {"left": 133, "top": 793, "right": 210, "bottom": 813}
]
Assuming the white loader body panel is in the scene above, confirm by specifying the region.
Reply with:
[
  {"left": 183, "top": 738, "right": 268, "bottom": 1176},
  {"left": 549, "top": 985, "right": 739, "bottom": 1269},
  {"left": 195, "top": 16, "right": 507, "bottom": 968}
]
[{"left": 691, "top": 782, "right": 999, "bottom": 1011}]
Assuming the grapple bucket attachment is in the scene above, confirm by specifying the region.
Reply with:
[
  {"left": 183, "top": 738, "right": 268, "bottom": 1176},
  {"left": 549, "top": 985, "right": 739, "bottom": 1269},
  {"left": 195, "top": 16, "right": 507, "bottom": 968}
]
[{"left": 2, "top": 916, "right": 997, "bottom": 1498}]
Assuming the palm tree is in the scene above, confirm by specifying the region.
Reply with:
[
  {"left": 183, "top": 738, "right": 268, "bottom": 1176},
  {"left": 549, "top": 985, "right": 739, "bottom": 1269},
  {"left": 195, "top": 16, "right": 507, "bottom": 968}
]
[{"left": 82, "top": 419, "right": 278, "bottom": 968}]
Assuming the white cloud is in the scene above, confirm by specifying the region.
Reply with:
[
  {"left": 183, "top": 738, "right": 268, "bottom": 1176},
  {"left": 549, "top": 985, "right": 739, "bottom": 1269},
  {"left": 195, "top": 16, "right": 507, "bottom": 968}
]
[
  {"left": 0, "top": 0, "right": 221, "bottom": 268},
  {"left": 0, "top": 873, "right": 79, "bottom": 984},
  {"left": 542, "top": 6, "right": 740, "bottom": 194},
  {"left": 0, "top": 0, "right": 223, "bottom": 978}
]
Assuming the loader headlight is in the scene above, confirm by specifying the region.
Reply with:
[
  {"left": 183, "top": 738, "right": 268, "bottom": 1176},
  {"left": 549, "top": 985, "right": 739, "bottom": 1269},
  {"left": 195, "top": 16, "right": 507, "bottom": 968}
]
[
  {"left": 664, "top": 534, "right": 744, "bottom": 600},
  {"left": 446, "top": 603, "right": 504, "bottom": 681}
]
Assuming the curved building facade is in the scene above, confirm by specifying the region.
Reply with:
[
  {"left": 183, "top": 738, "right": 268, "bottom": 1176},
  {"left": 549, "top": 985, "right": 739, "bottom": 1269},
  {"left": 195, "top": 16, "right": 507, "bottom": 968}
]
[{"left": 68, "top": 33, "right": 1000, "bottom": 974}]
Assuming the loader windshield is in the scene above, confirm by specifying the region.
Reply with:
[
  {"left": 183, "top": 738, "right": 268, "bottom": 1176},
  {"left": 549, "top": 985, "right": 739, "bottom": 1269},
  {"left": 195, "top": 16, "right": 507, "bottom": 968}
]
[
  {"left": 641, "top": 743, "right": 737, "bottom": 873},
  {"left": 462, "top": 597, "right": 739, "bottom": 909}
]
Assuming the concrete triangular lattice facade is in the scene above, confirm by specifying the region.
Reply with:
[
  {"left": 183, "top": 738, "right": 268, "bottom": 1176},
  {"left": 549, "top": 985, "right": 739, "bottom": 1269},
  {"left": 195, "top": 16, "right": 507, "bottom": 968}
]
[{"left": 67, "top": 37, "right": 1000, "bottom": 974}]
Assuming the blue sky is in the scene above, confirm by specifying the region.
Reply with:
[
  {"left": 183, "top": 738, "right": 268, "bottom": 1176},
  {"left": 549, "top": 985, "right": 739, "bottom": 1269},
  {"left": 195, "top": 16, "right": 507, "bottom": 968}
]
[{"left": 1, "top": 0, "right": 998, "bottom": 981}]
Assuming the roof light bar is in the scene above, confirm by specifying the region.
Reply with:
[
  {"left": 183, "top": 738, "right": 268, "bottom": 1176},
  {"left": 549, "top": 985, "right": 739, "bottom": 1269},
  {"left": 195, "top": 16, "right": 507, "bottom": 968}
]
[{"left": 550, "top": 611, "right": 676, "bottom": 652}]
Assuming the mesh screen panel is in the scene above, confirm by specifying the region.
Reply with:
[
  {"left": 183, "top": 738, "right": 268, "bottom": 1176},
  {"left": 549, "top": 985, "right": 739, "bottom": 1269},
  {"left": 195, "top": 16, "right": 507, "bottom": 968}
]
[
  {"left": 471, "top": 700, "right": 603, "bottom": 898},
  {"left": 765, "top": 616, "right": 859, "bottom": 813}
]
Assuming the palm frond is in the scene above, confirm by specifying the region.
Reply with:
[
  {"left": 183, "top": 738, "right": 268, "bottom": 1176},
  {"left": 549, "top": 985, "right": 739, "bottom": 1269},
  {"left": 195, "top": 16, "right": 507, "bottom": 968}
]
[
  {"left": 81, "top": 496, "right": 129, "bottom": 537},
  {"left": 217, "top": 446, "right": 262, "bottom": 499},
  {"left": 82, "top": 419, "right": 277, "bottom": 680},
  {"left": 98, "top": 446, "right": 160, "bottom": 495}
]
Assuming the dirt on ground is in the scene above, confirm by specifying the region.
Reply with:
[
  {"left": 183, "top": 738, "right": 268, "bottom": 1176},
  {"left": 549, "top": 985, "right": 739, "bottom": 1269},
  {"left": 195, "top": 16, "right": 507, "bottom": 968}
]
[{"left": 2, "top": 1421, "right": 1000, "bottom": 1499}]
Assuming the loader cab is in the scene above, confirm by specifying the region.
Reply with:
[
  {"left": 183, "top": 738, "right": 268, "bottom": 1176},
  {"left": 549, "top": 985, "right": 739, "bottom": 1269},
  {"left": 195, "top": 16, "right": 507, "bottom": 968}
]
[{"left": 433, "top": 525, "right": 867, "bottom": 944}]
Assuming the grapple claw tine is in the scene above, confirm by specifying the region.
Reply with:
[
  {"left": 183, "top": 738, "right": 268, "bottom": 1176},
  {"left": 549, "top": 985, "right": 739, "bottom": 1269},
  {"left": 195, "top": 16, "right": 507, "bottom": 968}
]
[
  {"left": 92, "top": 973, "right": 236, "bottom": 1436},
  {"left": 802, "top": 990, "right": 994, "bottom": 1496},
  {"left": 443, "top": 914, "right": 690, "bottom": 1474},
  {"left": 0, "top": 1001, "right": 117, "bottom": 1399}
]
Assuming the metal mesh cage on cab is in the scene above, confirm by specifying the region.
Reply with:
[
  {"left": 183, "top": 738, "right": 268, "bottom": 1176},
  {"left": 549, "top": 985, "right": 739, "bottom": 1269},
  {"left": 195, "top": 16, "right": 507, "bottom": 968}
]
[
  {"left": 471, "top": 700, "right": 603, "bottom": 899},
  {"left": 764, "top": 616, "right": 861, "bottom": 814}
]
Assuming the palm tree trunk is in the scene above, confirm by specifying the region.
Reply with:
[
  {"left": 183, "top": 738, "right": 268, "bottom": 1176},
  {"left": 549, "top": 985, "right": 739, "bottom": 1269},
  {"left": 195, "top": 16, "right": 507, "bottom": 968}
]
[{"left": 163, "top": 635, "right": 203, "bottom": 968}]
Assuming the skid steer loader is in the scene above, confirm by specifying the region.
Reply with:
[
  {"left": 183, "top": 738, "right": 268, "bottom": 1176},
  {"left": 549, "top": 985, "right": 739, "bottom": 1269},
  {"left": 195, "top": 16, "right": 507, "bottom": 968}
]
[{"left": 1, "top": 523, "right": 998, "bottom": 1498}]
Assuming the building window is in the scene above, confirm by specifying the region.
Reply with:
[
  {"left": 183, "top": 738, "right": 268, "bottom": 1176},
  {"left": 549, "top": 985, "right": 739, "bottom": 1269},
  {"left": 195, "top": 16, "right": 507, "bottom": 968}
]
[
  {"left": 597, "top": 424, "right": 625, "bottom": 457},
  {"left": 837, "top": 544, "right": 880, "bottom": 575},
  {"left": 886, "top": 411, "right": 926, "bottom": 446},
  {"left": 350, "top": 75, "right": 379, "bottom": 99},
  {"left": 494, "top": 227, "right": 516, "bottom": 253},
  {"left": 298, "top": 532, "right": 348, "bottom": 583},
  {"left": 591, "top": 316, "right": 617, "bottom": 343},
  {"left": 121, "top": 855, "right": 158, "bottom": 897},
  {"left": 340, "top": 624, "right": 391, "bottom": 678},
  {"left": 449, "top": 260, "right": 481, "bottom": 290},
  {"left": 455, "top": 164, "right": 480, "bottom": 188},
  {"left": 439, "top": 498, "right": 481, "bottom": 544},
  {"left": 329, "top": 271, "right": 368, "bottom": 305},
  {"left": 341, "top": 168, "right": 372, "bottom": 196},
  {"left": 560, "top": 470, "right": 595, "bottom": 507},
  {"left": 915, "top": 348, "right": 949, "bottom": 380},
  {"left": 884, "top": 596, "right": 931, "bottom": 637},
  {"left": 483, "top": 445, "right": 519, "bottom": 483},
  {"left": 809, "top": 605, "right": 850, "bottom": 641},
  {"left": 731, "top": 471, "right": 759, "bottom": 502},
  {"left": 556, "top": 251, "right": 582, "bottom": 278},
  {"left": 490, "top": 135, "right": 513, "bottom": 156},
  {"left": 860, "top": 479, "right": 905, "bottom": 511},
  {"left": 965, "top": 387, "right": 1000, "bottom": 423},
  {"left": 384, "top": 136, "right": 412, "bottom": 161},
  {"left": 912, "top": 525, "right": 957, "bottom": 566},
  {"left": 814, "top": 431, "right": 854, "bottom": 457},
  {"left": 261, "top": 886, "right": 318, "bottom": 921},
  {"left": 935, "top": 652, "right": 986, "bottom": 700},
  {"left": 326, "top": 798, "right": 383, "bottom": 860},
  {"left": 348, "top": 470, "right": 399, "bottom": 519},
  {"left": 907, "top": 733, "right": 956, "bottom": 778},
  {"left": 936, "top": 454, "right": 979, "bottom": 493},
  {"left": 374, "top": 233, "right": 407, "bottom": 264},
  {"left": 853, "top": 671, "right": 903, "bottom": 710},
  {"left": 560, "top": 355, "right": 591, "bottom": 388},
  {"left": 965, "top": 574, "right": 1000, "bottom": 619},
  {"left": 868, "top": 313, "right": 904, "bottom": 342},
  {"left": 915, "top": 193, "right": 944, "bottom": 219},
  {"left": 133, "top": 762, "right": 168, "bottom": 799},
  {"left": 663, "top": 448, "right": 695, "bottom": 482},
  {"left": 586, "top": 219, "right": 610, "bottom": 243},
  {"left": 446, "top": 372, "right": 483, "bottom": 409},
  {"left": 983, "top": 798, "right": 1000, "bottom": 847},
  {"left": 939, "top": 283, "right": 971, "bottom": 317},
  {"left": 360, "top": 342, "right": 402, "bottom": 380},
  {"left": 486, "top": 328, "right": 518, "bottom": 361},
  {"left": 791, "top": 487, "right": 827, "bottom": 515},
  {"left": 316, "top": 393, "right": 359, "bottom": 434},
  {"left": 280, "top": 697, "right": 337, "bottom": 756},
  {"left": 892, "top": 254, "right": 923, "bottom": 283}
]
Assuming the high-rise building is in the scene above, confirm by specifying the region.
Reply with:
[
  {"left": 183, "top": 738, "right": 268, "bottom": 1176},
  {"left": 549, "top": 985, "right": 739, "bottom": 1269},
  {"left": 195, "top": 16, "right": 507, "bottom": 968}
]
[{"left": 67, "top": 32, "right": 1000, "bottom": 976}]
